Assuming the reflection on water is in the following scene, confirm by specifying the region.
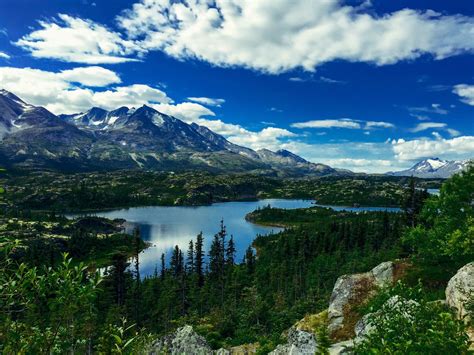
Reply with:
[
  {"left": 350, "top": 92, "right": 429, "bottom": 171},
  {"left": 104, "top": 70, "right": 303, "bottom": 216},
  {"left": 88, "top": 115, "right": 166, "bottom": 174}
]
[
  {"left": 80, "top": 199, "right": 313, "bottom": 276},
  {"left": 73, "top": 199, "right": 402, "bottom": 277}
]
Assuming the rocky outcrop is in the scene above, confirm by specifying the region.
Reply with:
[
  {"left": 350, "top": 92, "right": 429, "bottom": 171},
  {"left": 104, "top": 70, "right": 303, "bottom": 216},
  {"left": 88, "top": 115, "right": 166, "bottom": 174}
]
[
  {"left": 446, "top": 262, "right": 474, "bottom": 322},
  {"left": 327, "top": 261, "right": 400, "bottom": 340},
  {"left": 446, "top": 262, "right": 474, "bottom": 351},
  {"left": 149, "top": 326, "right": 257, "bottom": 355},
  {"left": 269, "top": 328, "right": 317, "bottom": 355},
  {"left": 148, "top": 325, "right": 212, "bottom": 355}
]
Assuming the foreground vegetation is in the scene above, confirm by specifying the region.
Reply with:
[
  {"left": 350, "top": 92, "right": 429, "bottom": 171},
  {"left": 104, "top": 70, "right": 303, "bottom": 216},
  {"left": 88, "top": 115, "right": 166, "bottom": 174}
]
[{"left": 0, "top": 167, "right": 471, "bottom": 353}]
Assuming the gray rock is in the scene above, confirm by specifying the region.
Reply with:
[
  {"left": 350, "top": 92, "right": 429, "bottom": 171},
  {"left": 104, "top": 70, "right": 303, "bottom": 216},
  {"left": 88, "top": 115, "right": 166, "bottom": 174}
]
[
  {"left": 269, "top": 328, "right": 317, "bottom": 354},
  {"left": 354, "top": 313, "right": 374, "bottom": 339},
  {"left": 329, "top": 340, "right": 353, "bottom": 354},
  {"left": 149, "top": 325, "right": 213, "bottom": 355},
  {"left": 327, "top": 273, "right": 371, "bottom": 335},
  {"left": 371, "top": 261, "right": 394, "bottom": 287},
  {"left": 446, "top": 262, "right": 474, "bottom": 322},
  {"left": 327, "top": 262, "right": 395, "bottom": 337}
]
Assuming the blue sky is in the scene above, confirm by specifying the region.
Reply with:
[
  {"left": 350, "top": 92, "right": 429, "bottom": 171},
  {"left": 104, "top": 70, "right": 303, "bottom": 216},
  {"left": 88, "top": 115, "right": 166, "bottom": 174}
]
[{"left": 0, "top": 0, "right": 473, "bottom": 172}]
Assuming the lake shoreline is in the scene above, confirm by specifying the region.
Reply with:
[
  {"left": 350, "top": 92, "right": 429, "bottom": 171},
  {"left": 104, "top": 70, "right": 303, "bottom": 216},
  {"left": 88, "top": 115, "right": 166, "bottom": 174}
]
[{"left": 60, "top": 198, "right": 405, "bottom": 216}]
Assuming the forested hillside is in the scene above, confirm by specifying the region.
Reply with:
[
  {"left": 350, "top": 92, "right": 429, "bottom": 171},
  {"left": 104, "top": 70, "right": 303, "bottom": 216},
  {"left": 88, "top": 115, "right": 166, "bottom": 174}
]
[{"left": 0, "top": 167, "right": 472, "bottom": 353}]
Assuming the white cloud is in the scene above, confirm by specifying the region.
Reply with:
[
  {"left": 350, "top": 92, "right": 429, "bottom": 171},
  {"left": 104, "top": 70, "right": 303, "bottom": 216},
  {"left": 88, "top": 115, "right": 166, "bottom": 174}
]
[
  {"left": 446, "top": 128, "right": 461, "bottom": 137},
  {"left": 187, "top": 97, "right": 225, "bottom": 107},
  {"left": 408, "top": 103, "right": 448, "bottom": 115},
  {"left": 289, "top": 77, "right": 306, "bottom": 82},
  {"left": 410, "top": 122, "right": 447, "bottom": 132},
  {"left": 91, "top": 84, "right": 171, "bottom": 110},
  {"left": 365, "top": 121, "right": 395, "bottom": 129},
  {"left": 154, "top": 102, "right": 296, "bottom": 151},
  {"left": 58, "top": 66, "right": 121, "bottom": 86},
  {"left": 453, "top": 84, "right": 474, "bottom": 106},
  {"left": 154, "top": 102, "right": 215, "bottom": 121},
  {"left": 118, "top": 1, "right": 474, "bottom": 73},
  {"left": 0, "top": 51, "right": 10, "bottom": 59},
  {"left": 292, "top": 118, "right": 361, "bottom": 129},
  {"left": 392, "top": 136, "right": 474, "bottom": 161},
  {"left": 0, "top": 66, "right": 171, "bottom": 114},
  {"left": 292, "top": 118, "right": 395, "bottom": 130},
  {"left": 16, "top": 14, "right": 141, "bottom": 64},
  {"left": 319, "top": 76, "right": 345, "bottom": 84},
  {"left": 228, "top": 127, "right": 296, "bottom": 151},
  {"left": 322, "top": 158, "right": 401, "bottom": 173}
]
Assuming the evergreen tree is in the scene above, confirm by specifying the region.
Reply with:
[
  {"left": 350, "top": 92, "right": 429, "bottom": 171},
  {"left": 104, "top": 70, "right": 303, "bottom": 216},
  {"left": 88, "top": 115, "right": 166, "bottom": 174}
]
[
  {"left": 110, "top": 252, "right": 128, "bottom": 306},
  {"left": 195, "top": 232, "right": 204, "bottom": 287},
  {"left": 244, "top": 246, "right": 256, "bottom": 274},
  {"left": 160, "top": 253, "right": 166, "bottom": 280},
  {"left": 187, "top": 240, "right": 194, "bottom": 273},
  {"left": 226, "top": 235, "right": 236, "bottom": 266},
  {"left": 171, "top": 245, "right": 184, "bottom": 277},
  {"left": 133, "top": 228, "right": 141, "bottom": 326}
]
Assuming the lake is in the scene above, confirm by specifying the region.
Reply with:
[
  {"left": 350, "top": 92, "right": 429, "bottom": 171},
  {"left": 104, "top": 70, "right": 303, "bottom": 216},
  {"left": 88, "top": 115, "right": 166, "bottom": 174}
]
[{"left": 75, "top": 199, "right": 401, "bottom": 277}]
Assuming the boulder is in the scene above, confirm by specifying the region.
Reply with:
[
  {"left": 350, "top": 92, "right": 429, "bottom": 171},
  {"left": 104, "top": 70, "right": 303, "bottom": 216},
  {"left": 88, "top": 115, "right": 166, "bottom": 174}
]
[
  {"left": 327, "top": 261, "right": 397, "bottom": 340},
  {"left": 269, "top": 328, "right": 317, "bottom": 355},
  {"left": 148, "top": 325, "right": 213, "bottom": 355},
  {"left": 446, "top": 262, "right": 474, "bottom": 322}
]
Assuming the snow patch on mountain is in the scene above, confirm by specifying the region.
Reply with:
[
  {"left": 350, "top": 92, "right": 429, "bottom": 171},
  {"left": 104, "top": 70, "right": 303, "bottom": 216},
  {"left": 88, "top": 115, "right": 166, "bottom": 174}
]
[{"left": 388, "top": 158, "right": 471, "bottom": 178}]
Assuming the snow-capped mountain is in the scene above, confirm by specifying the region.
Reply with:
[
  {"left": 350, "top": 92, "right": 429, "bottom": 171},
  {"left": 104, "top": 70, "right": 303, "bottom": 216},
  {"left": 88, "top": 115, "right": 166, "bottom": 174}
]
[
  {"left": 388, "top": 158, "right": 471, "bottom": 178},
  {"left": 0, "top": 89, "right": 346, "bottom": 175},
  {"left": 60, "top": 106, "right": 133, "bottom": 130}
]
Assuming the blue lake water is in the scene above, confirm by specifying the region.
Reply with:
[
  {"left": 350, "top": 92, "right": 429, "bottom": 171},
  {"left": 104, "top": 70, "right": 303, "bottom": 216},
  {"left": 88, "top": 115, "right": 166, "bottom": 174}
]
[{"left": 74, "top": 199, "right": 401, "bottom": 277}]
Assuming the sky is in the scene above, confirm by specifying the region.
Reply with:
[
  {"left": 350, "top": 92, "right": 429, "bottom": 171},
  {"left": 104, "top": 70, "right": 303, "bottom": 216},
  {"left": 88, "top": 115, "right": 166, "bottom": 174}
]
[{"left": 0, "top": 0, "right": 473, "bottom": 173}]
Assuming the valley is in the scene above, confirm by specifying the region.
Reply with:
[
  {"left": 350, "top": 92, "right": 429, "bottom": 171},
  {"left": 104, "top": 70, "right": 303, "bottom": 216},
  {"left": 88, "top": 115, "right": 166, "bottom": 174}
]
[
  {"left": 1, "top": 0, "right": 473, "bottom": 352},
  {"left": 0, "top": 89, "right": 470, "bottom": 354}
]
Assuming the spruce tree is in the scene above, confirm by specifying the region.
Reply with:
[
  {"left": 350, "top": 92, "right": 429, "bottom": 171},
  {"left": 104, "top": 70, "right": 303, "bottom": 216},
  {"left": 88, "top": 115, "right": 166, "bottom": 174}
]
[
  {"left": 187, "top": 240, "right": 194, "bottom": 273},
  {"left": 195, "top": 232, "right": 204, "bottom": 287}
]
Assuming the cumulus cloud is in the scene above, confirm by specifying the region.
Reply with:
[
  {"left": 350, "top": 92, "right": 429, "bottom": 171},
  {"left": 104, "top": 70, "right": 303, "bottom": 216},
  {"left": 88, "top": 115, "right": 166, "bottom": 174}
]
[
  {"left": 154, "top": 102, "right": 296, "bottom": 151},
  {"left": 0, "top": 51, "right": 10, "bottom": 59},
  {"left": 410, "top": 122, "right": 447, "bottom": 132},
  {"left": 0, "top": 66, "right": 171, "bottom": 114},
  {"left": 322, "top": 158, "right": 399, "bottom": 173},
  {"left": 291, "top": 118, "right": 395, "bottom": 130},
  {"left": 58, "top": 66, "right": 121, "bottom": 86},
  {"left": 187, "top": 97, "right": 225, "bottom": 107},
  {"left": 0, "top": 65, "right": 296, "bottom": 151},
  {"left": 15, "top": 14, "right": 141, "bottom": 64},
  {"left": 453, "top": 84, "right": 474, "bottom": 106},
  {"left": 117, "top": 0, "right": 474, "bottom": 73},
  {"left": 154, "top": 102, "right": 215, "bottom": 121},
  {"left": 392, "top": 136, "right": 474, "bottom": 160},
  {"left": 227, "top": 127, "right": 296, "bottom": 151}
]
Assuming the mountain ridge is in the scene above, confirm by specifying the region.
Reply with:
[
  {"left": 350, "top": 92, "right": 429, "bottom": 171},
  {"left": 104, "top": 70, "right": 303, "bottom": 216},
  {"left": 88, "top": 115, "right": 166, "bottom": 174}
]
[
  {"left": 0, "top": 89, "right": 345, "bottom": 176},
  {"left": 387, "top": 158, "right": 471, "bottom": 178}
]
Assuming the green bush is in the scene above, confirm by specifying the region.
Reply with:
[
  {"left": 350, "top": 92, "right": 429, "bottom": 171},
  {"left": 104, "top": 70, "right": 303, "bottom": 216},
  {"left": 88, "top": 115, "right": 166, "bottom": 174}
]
[
  {"left": 353, "top": 283, "right": 471, "bottom": 354},
  {"left": 403, "top": 166, "right": 474, "bottom": 269}
]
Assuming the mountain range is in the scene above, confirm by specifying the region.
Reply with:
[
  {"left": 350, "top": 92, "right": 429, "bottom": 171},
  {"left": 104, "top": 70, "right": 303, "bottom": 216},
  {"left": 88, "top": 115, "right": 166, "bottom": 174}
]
[
  {"left": 0, "top": 89, "right": 338, "bottom": 175},
  {"left": 387, "top": 158, "right": 470, "bottom": 178}
]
